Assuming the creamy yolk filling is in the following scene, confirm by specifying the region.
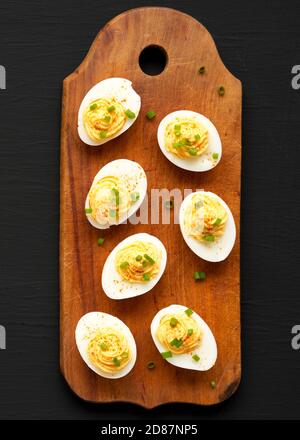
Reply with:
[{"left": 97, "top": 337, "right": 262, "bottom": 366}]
[
  {"left": 88, "top": 175, "right": 132, "bottom": 226},
  {"left": 157, "top": 312, "right": 202, "bottom": 355},
  {"left": 87, "top": 328, "right": 130, "bottom": 373},
  {"left": 83, "top": 97, "right": 126, "bottom": 141},
  {"left": 165, "top": 117, "right": 208, "bottom": 158},
  {"left": 115, "top": 241, "right": 161, "bottom": 283},
  {"left": 184, "top": 194, "right": 227, "bottom": 242}
]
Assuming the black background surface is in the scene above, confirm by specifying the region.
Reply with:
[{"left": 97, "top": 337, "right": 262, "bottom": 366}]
[{"left": 0, "top": 0, "right": 300, "bottom": 420}]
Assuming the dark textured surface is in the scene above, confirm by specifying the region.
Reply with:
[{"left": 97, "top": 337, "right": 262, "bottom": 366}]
[{"left": 0, "top": 0, "right": 300, "bottom": 420}]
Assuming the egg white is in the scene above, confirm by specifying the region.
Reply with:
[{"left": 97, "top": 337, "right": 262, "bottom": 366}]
[
  {"left": 102, "top": 233, "right": 167, "bottom": 300},
  {"left": 151, "top": 304, "right": 217, "bottom": 371},
  {"left": 179, "top": 191, "right": 236, "bottom": 262},
  {"left": 157, "top": 110, "right": 222, "bottom": 172},
  {"left": 85, "top": 159, "right": 147, "bottom": 230},
  {"left": 75, "top": 311, "right": 137, "bottom": 379},
  {"left": 78, "top": 78, "right": 141, "bottom": 146}
]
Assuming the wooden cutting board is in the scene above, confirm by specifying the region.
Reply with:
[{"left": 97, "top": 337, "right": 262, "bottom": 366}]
[{"left": 60, "top": 7, "right": 241, "bottom": 407}]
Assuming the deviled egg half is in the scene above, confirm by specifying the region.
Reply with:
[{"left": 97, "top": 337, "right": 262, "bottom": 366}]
[
  {"left": 75, "top": 311, "right": 137, "bottom": 379},
  {"left": 157, "top": 110, "right": 222, "bottom": 172},
  {"left": 85, "top": 159, "right": 147, "bottom": 229},
  {"left": 78, "top": 78, "right": 141, "bottom": 146},
  {"left": 102, "top": 233, "right": 167, "bottom": 300},
  {"left": 179, "top": 190, "right": 236, "bottom": 262},
  {"left": 151, "top": 304, "right": 217, "bottom": 371}
]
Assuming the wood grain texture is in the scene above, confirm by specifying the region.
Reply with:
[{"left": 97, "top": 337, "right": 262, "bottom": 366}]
[{"left": 60, "top": 7, "right": 241, "bottom": 408}]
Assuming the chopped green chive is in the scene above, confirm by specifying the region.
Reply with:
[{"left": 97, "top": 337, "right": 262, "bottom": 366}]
[
  {"left": 85, "top": 208, "right": 92, "bottom": 214},
  {"left": 192, "top": 354, "right": 200, "bottom": 362},
  {"left": 213, "top": 217, "right": 222, "bottom": 226},
  {"left": 130, "top": 192, "right": 140, "bottom": 202},
  {"left": 218, "top": 86, "right": 225, "bottom": 96},
  {"left": 203, "top": 234, "right": 215, "bottom": 242},
  {"left": 147, "top": 361, "right": 156, "bottom": 369},
  {"left": 135, "top": 255, "right": 143, "bottom": 262},
  {"left": 194, "top": 133, "right": 201, "bottom": 141},
  {"left": 165, "top": 200, "right": 173, "bottom": 209},
  {"left": 170, "top": 338, "right": 183, "bottom": 348},
  {"left": 90, "top": 103, "right": 97, "bottom": 111},
  {"left": 143, "top": 273, "right": 150, "bottom": 281},
  {"left": 170, "top": 317, "right": 178, "bottom": 328},
  {"left": 185, "top": 139, "right": 192, "bottom": 146},
  {"left": 122, "top": 351, "right": 129, "bottom": 359},
  {"left": 175, "top": 131, "right": 181, "bottom": 137},
  {"left": 194, "top": 271, "right": 206, "bottom": 281},
  {"left": 187, "top": 328, "right": 194, "bottom": 336},
  {"left": 185, "top": 308, "right": 193, "bottom": 317},
  {"left": 188, "top": 148, "right": 198, "bottom": 156},
  {"left": 120, "top": 261, "right": 129, "bottom": 270},
  {"left": 198, "top": 66, "right": 205, "bottom": 75},
  {"left": 107, "top": 105, "right": 116, "bottom": 112},
  {"left": 99, "top": 131, "right": 107, "bottom": 139},
  {"left": 142, "top": 260, "right": 148, "bottom": 268},
  {"left": 174, "top": 124, "right": 181, "bottom": 131},
  {"left": 194, "top": 201, "right": 203, "bottom": 209},
  {"left": 103, "top": 115, "right": 111, "bottom": 123},
  {"left": 210, "top": 380, "right": 216, "bottom": 389},
  {"left": 173, "top": 139, "right": 187, "bottom": 148},
  {"left": 113, "top": 357, "right": 121, "bottom": 367},
  {"left": 111, "top": 188, "right": 120, "bottom": 206},
  {"left": 109, "top": 209, "right": 116, "bottom": 217},
  {"left": 212, "top": 152, "right": 219, "bottom": 160},
  {"left": 161, "top": 351, "right": 172, "bottom": 359},
  {"left": 97, "top": 237, "right": 105, "bottom": 246},
  {"left": 100, "top": 342, "right": 108, "bottom": 351},
  {"left": 144, "top": 254, "right": 155, "bottom": 265},
  {"left": 125, "top": 109, "right": 136, "bottom": 119},
  {"left": 146, "top": 110, "right": 156, "bottom": 120}
]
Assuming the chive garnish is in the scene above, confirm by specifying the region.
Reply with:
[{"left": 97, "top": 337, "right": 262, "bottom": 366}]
[
  {"left": 143, "top": 273, "right": 150, "bottom": 281},
  {"left": 188, "top": 329, "right": 194, "bottom": 336},
  {"left": 109, "top": 209, "right": 116, "bottom": 217},
  {"left": 213, "top": 218, "right": 222, "bottom": 226},
  {"left": 144, "top": 254, "right": 155, "bottom": 265},
  {"left": 192, "top": 354, "right": 200, "bottom": 362},
  {"left": 198, "top": 66, "right": 205, "bottom": 75},
  {"left": 120, "top": 261, "right": 129, "bottom": 270},
  {"left": 125, "top": 109, "right": 136, "bottom": 119},
  {"left": 113, "top": 357, "right": 121, "bottom": 367},
  {"left": 146, "top": 110, "right": 156, "bottom": 120},
  {"left": 97, "top": 237, "right": 105, "bottom": 246},
  {"left": 218, "top": 86, "right": 225, "bottom": 96},
  {"left": 170, "top": 317, "right": 178, "bottom": 328},
  {"left": 100, "top": 342, "right": 108, "bottom": 351},
  {"left": 165, "top": 200, "right": 173, "bottom": 209},
  {"left": 212, "top": 152, "right": 219, "bottom": 160},
  {"left": 130, "top": 192, "right": 140, "bottom": 202},
  {"left": 111, "top": 188, "right": 120, "bottom": 206},
  {"left": 99, "top": 131, "right": 107, "bottom": 139},
  {"left": 135, "top": 255, "right": 143, "bottom": 262},
  {"left": 194, "top": 201, "right": 203, "bottom": 209},
  {"left": 103, "top": 115, "right": 111, "bottom": 123},
  {"left": 173, "top": 139, "right": 187, "bottom": 148},
  {"left": 203, "top": 234, "right": 215, "bottom": 242},
  {"left": 170, "top": 338, "right": 183, "bottom": 348},
  {"left": 175, "top": 131, "right": 181, "bottom": 137},
  {"left": 85, "top": 208, "right": 92, "bottom": 214},
  {"left": 185, "top": 308, "right": 193, "bottom": 317},
  {"left": 161, "top": 351, "right": 172, "bottom": 359},
  {"left": 147, "top": 361, "right": 156, "bottom": 369},
  {"left": 185, "top": 139, "right": 192, "bottom": 146},
  {"left": 174, "top": 124, "right": 181, "bottom": 131},
  {"left": 122, "top": 351, "right": 129, "bottom": 359},
  {"left": 188, "top": 148, "right": 198, "bottom": 156},
  {"left": 194, "top": 133, "right": 201, "bottom": 141},
  {"left": 194, "top": 271, "right": 206, "bottom": 281},
  {"left": 107, "top": 105, "right": 116, "bottom": 112},
  {"left": 90, "top": 103, "right": 97, "bottom": 111},
  {"left": 210, "top": 380, "right": 216, "bottom": 389}
]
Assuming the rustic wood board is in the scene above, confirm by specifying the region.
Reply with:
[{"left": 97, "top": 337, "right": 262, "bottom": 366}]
[{"left": 60, "top": 7, "right": 241, "bottom": 408}]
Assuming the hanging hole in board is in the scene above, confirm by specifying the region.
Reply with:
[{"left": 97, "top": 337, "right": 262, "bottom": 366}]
[{"left": 139, "top": 45, "right": 168, "bottom": 76}]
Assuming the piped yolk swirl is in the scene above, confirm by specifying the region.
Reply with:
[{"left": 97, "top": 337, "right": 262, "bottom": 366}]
[
  {"left": 165, "top": 117, "right": 208, "bottom": 158},
  {"left": 87, "top": 328, "right": 130, "bottom": 373},
  {"left": 157, "top": 312, "right": 202, "bottom": 355},
  {"left": 115, "top": 241, "right": 161, "bottom": 283},
  {"left": 83, "top": 98, "right": 126, "bottom": 141}
]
